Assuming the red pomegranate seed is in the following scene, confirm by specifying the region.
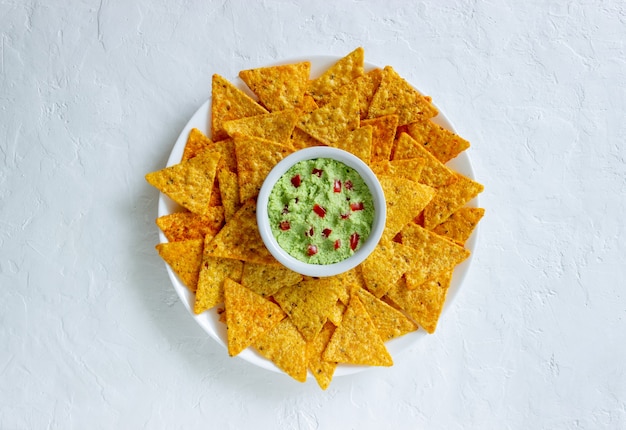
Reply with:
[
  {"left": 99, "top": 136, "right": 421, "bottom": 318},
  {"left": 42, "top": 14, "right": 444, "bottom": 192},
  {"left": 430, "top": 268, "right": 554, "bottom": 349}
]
[
  {"left": 350, "top": 202, "right": 364, "bottom": 211},
  {"left": 279, "top": 221, "right": 290, "bottom": 231},
  {"left": 344, "top": 180, "right": 353, "bottom": 190},
  {"left": 350, "top": 232, "right": 360, "bottom": 251},
  {"left": 322, "top": 228, "right": 332, "bottom": 238},
  {"left": 291, "top": 174, "right": 301, "bottom": 187},
  {"left": 334, "top": 239, "right": 341, "bottom": 250},
  {"left": 313, "top": 204, "right": 326, "bottom": 218},
  {"left": 307, "top": 244, "right": 318, "bottom": 256},
  {"left": 312, "top": 168, "right": 323, "bottom": 177},
  {"left": 333, "top": 179, "right": 341, "bottom": 193}
]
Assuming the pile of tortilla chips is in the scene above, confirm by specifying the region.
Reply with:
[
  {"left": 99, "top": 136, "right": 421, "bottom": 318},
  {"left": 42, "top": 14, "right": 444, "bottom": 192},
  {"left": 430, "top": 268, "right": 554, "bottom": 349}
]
[{"left": 146, "top": 47, "right": 484, "bottom": 390}]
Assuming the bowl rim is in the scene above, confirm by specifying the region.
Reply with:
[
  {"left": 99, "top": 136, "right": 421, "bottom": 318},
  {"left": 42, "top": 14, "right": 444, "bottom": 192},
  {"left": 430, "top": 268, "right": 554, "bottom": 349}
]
[{"left": 256, "top": 146, "right": 387, "bottom": 277}]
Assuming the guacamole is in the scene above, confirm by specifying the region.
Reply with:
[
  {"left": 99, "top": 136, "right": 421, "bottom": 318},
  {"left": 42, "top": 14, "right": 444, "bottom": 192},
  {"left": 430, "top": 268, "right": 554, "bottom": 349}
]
[{"left": 268, "top": 158, "right": 375, "bottom": 264}]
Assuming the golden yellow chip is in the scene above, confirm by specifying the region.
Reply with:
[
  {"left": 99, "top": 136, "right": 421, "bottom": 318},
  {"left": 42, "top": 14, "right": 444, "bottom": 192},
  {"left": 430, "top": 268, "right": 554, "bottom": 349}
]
[
  {"left": 322, "top": 68, "right": 383, "bottom": 119},
  {"left": 155, "top": 239, "right": 203, "bottom": 292},
  {"left": 239, "top": 61, "right": 311, "bottom": 112},
  {"left": 370, "top": 158, "right": 426, "bottom": 183},
  {"left": 296, "top": 88, "right": 360, "bottom": 145},
  {"left": 181, "top": 128, "right": 213, "bottom": 162},
  {"left": 223, "top": 278, "right": 286, "bottom": 356},
  {"left": 361, "top": 114, "right": 399, "bottom": 163},
  {"left": 326, "top": 300, "right": 346, "bottom": 326},
  {"left": 223, "top": 109, "right": 299, "bottom": 144},
  {"left": 400, "top": 223, "right": 470, "bottom": 288},
  {"left": 432, "top": 207, "right": 485, "bottom": 245},
  {"left": 240, "top": 262, "right": 303, "bottom": 298},
  {"left": 384, "top": 272, "right": 452, "bottom": 334},
  {"left": 234, "top": 135, "right": 294, "bottom": 202},
  {"left": 273, "top": 278, "right": 344, "bottom": 341},
  {"left": 360, "top": 240, "right": 416, "bottom": 298},
  {"left": 211, "top": 74, "right": 268, "bottom": 141},
  {"left": 194, "top": 254, "right": 244, "bottom": 315},
  {"left": 253, "top": 317, "right": 307, "bottom": 383},
  {"left": 204, "top": 199, "right": 279, "bottom": 265},
  {"left": 406, "top": 118, "right": 470, "bottom": 163},
  {"left": 367, "top": 65, "right": 438, "bottom": 125},
  {"left": 327, "top": 125, "right": 372, "bottom": 164},
  {"left": 332, "top": 267, "right": 366, "bottom": 304},
  {"left": 379, "top": 175, "right": 435, "bottom": 241},
  {"left": 423, "top": 173, "right": 485, "bottom": 230},
  {"left": 216, "top": 167, "right": 241, "bottom": 223},
  {"left": 306, "top": 321, "right": 337, "bottom": 390},
  {"left": 155, "top": 207, "right": 225, "bottom": 242},
  {"left": 145, "top": 150, "right": 221, "bottom": 217},
  {"left": 355, "top": 287, "right": 417, "bottom": 341},
  {"left": 323, "top": 295, "right": 392, "bottom": 366},
  {"left": 307, "top": 47, "right": 364, "bottom": 104},
  {"left": 393, "top": 132, "right": 455, "bottom": 188}
]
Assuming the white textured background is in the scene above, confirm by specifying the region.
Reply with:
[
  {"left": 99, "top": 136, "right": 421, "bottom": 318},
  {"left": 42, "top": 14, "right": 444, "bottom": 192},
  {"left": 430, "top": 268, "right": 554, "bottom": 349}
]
[{"left": 1, "top": 0, "right": 625, "bottom": 428}]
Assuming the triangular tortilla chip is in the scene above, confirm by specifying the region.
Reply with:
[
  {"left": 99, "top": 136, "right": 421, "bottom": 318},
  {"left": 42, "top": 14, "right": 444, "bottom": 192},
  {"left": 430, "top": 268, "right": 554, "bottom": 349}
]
[
  {"left": 223, "top": 109, "right": 299, "bottom": 144},
  {"left": 367, "top": 65, "right": 438, "bottom": 125},
  {"left": 145, "top": 150, "right": 221, "bottom": 217},
  {"left": 406, "top": 119, "right": 470, "bottom": 164},
  {"left": 193, "top": 253, "right": 244, "bottom": 314},
  {"left": 181, "top": 128, "right": 213, "bottom": 162},
  {"left": 379, "top": 175, "right": 435, "bottom": 241},
  {"left": 217, "top": 167, "right": 240, "bottom": 223},
  {"left": 307, "top": 47, "right": 364, "bottom": 104},
  {"left": 155, "top": 239, "right": 203, "bottom": 292},
  {"left": 211, "top": 74, "right": 268, "bottom": 141},
  {"left": 234, "top": 135, "right": 294, "bottom": 202},
  {"left": 400, "top": 223, "right": 470, "bottom": 288},
  {"left": 393, "top": 132, "right": 455, "bottom": 188},
  {"left": 240, "top": 262, "right": 303, "bottom": 297},
  {"left": 323, "top": 295, "right": 392, "bottom": 366},
  {"left": 273, "top": 278, "right": 344, "bottom": 341},
  {"left": 326, "top": 300, "right": 347, "bottom": 326},
  {"left": 204, "top": 199, "right": 279, "bottom": 265},
  {"left": 156, "top": 208, "right": 225, "bottom": 242},
  {"left": 327, "top": 125, "right": 372, "bottom": 163},
  {"left": 306, "top": 321, "right": 337, "bottom": 390},
  {"left": 323, "top": 68, "right": 383, "bottom": 118},
  {"left": 370, "top": 158, "right": 426, "bottom": 184},
  {"left": 296, "top": 88, "right": 360, "bottom": 145},
  {"left": 239, "top": 61, "right": 310, "bottom": 112},
  {"left": 423, "top": 173, "right": 484, "bottom": 229},
  {"left": 355, "top": 287, "right": 417, "bottom": 341},
  {"left": 253, "top": 318, "right": 307, "bottom": 382},
  {"left": 432, "top": 207, "right": 485, "bottom": 245},
  {"left": 223, "top": 278, "right": 286, "bottom": 356},
  {"left": 360, "top": 240, "right": 416, "bottom": 298},
  {"left": 361, "top": 114, "right": 399, "bottom": 163},
  {"left": 384, "top": 272, "right": 452, "bottom": 334}
]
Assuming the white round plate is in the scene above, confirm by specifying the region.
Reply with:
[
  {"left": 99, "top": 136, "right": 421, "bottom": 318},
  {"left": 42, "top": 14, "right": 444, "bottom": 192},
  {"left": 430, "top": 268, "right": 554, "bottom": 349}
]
[{"left": 157, "top": 56, "right": 479, "bottom": 378}]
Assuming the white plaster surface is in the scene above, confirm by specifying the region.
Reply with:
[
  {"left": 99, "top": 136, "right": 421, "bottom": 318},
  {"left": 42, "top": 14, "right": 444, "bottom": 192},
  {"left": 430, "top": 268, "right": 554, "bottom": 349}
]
[{"left": 1, "top": 0, "right": 625, "bottom": 428}]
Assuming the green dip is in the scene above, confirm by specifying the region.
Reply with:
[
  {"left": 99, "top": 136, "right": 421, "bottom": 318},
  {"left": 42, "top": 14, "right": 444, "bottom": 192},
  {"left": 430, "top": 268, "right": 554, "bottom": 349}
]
[{"left": 268, "top": 158, "right": 375, "bottom": 264}]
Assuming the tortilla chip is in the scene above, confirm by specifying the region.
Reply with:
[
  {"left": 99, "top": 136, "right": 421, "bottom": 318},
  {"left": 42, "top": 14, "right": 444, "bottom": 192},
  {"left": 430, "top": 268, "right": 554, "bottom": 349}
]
[
  {"left": 194, "top": 254, "right": 244, "bottom": 314},
  {"left": 181, "top": 128, "right": 213, "bottom": 162},
  {"left": 155, "top": 207, "right": 225, "bottom": 242},
  {"left": 327, "top": 125, "right": 372, "bottom": 164},
  {"left": 296, "top": 88, "right": 360, "bottom": 145},
  {"left": 361, "top": 114, "right": 399, "bottom": 163},
  {"left": 393, "top": 132, "right": 455, "bottom": 188},
  {"left": 211, "top": 74, "right": 268, "bottom": 141},
  {"left": 223, "top": 109, "right": 299, "bottom": 144},
  {"left": 240, "top": 262, "right": 303, "bottom": 297},
  {"left": 367, "top": 65, "right": 438, "bottom": 125},
  {"left": 306, "top": 321, "right": 337, "bottom": 390},
  {"left": 307, "top": 47, "right": 364, "bottom": 104},
  {"left": 217, "top": 167, "right": 241, "bottom": 223},
  {"left": 155, "top": 239, "right": 203, "bottom": 292},
  {"left": 400, "top": 223, "right": 470, "bottom": 288},
  {"left": 210, "top": 137, "right": 238, "bottom": 173},
  {"left": 145, "top": 150, "right": 221, "bottom": 217},
  {"left": 234, "top": 135, "right": 294, "bottom": 202},
  {"left": 323, "top": 68, "right": 383, "bottom": 119},
  {"left": 360, "top": 240, "right": 416, "bottom": 298},
  {"left": 223, "top": 278, "right": 286, "bottom": 356},
  {"left": 432, "top": 207, "right": 485, "bottom": 245},
  {"left": 273, "top": 278, "right": 344, "bottom": 341},
  {"left": 323, "top": 295, "right": 392, "bottom": 366},
  {"left": 239, "top": 61, "right": 311, "bottom": 112},
  {"left": 355, "top": 287, "right": 417, "bottom": 341},
  {"left": 406, "top": 119, "right": 471, "bottom": 163},
  {"left": 290, "top": 127, "right": 326, "bottom": 151},
  {"left": 379, "top": 175, "right": 435, "bottom": 241},
  {"left": 326, "top": 300, "right": 347, "bottom": 326},
  {"left": 204, "top": 199, "right": 279, "bottom": 265},
  {"left": 253, "top": 317, "right": 307, "bottom": 382},
  {"left": 423, "top": 173, "right": 485, "bottom": 229},
  {"left": 332, "top": 266, "right": 366, "bottom": 304},
  {"left": 384, "top": 272, "right": 452, "bottom": 334},
  {"left": 370, "top": 158, "right": 426, "bottom": 183}
]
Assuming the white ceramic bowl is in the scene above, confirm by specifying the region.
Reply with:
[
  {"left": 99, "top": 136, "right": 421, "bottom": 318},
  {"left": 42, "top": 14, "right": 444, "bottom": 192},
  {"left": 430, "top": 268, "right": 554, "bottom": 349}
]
[{"left": 256, "top": 146, "right": 386, "bottom": 277}]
